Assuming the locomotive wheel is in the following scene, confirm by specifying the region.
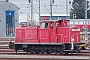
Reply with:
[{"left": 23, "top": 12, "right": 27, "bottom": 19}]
[
  {"left": 23, "top": 48, "right": 27, "bottom": 52},
  {"left": 36, "top": 50, "right": 40, "bottom": 54},
  {"left": 61, "top": 51, "right": 68, "bottom": 54},
  {"left": 15, "top": 49, "right": 18, "bottom": 54},
  {"left": 39, "top": 50, "right": 44, "bottom": 54},
  {"left": 59, "top": 50, "right": 63, "bottom": 54},
  {"left": 30, "top": 50, "right": 34, "bottom": 54},
  {"left": 47, "top": 49, "right": 52, "bottom": 54},
  {"left": 74, "top": 50, "right": 80, "bottom": 53}
]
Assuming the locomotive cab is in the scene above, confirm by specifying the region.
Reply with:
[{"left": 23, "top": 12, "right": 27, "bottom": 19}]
[
  {"left": 40, "top": 19, "right": 70, "bottom": 28},
  {"left": 38, "top": 20, "right": 81, "bottom": 52},
  {"left": 59, "top": 19, "right": 70, "bottom": 27}
]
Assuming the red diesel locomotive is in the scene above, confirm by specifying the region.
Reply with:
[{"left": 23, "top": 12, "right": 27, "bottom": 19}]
[{"left": 9, "top": 19, "right": 87, "bottom": 54}]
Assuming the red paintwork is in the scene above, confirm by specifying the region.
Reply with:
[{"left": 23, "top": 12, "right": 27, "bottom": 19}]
[
  {"left": 60, "top": 20, "right": 70, "bottom": 27},
  {"left": 71, "top": 27, "right": 80, "bottom": 42},
  {"left": 16, "top": 27, "right": 25, "bottom": 42},
  {"left": 75, "top": 24, "right": 90, "bottom": 31},
  {"left": 57, "top": 27, "right": 71, "bottom": 43},
  {"left": 39, "top": 29, "right": 49, "bottom": 43},
  {"left": 57, "top": 27, "right": 80, "bottom": 43},
  {"left": 15, "top": 19, "right": 80, "bottom": 44},
  {"left": 25, "top": 27, "right": 38, "bottom": 40}
]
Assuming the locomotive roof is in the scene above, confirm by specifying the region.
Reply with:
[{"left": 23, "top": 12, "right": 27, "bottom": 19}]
[{"left": 40, "top": 19, "right": 69, "bottom": 23}]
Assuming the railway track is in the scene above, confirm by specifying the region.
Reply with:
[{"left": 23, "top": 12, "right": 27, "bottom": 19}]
[
  {"left": 0, "top": 37, "right": 14, "bottom": 45},
  {"left": 0, "top": 48, "right": 90, "bottom": 56},
  {"left": 0, "top": 55, "right": 89, "bottom": 60},
  {"left": 0, "top": 37, "right": 90, "bottom": 56},
  {"left": 0, "top": 48, "right": 89, "bottom": 56}
]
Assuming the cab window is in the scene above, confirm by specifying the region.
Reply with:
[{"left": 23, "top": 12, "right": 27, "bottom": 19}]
[
  {"left": 50, "top": 22, "right": 53, "bottom": 28},
  {"left": 41, "top": 22, "right": 48, "bottom": 28}
]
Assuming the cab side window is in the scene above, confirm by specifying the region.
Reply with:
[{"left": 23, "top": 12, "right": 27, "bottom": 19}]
[
  {"left": 50, "top": 22, "right": 53, "bottom": 28},
  {"left": 45, "top": 23, "right": 48, "bottom": 28},
  {"left": 40, "top": 22, "right": 48, "bottom": 28},
  {"left": 56, "top": 22, "right": 60, "bottom": 27}
]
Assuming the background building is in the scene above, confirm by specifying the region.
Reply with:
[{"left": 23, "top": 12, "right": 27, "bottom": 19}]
[
  {"left": 9, "top": 0, "right": 90, "bottom": 23},
  {"left": 0, "top": 0, "right": 19, "bottom": 36},
  {"left": 9, "top": 0, "right": 73, "bottom": 23},
  {"left": 40, "top": 14, "right": 69, "bottom": 20}
]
